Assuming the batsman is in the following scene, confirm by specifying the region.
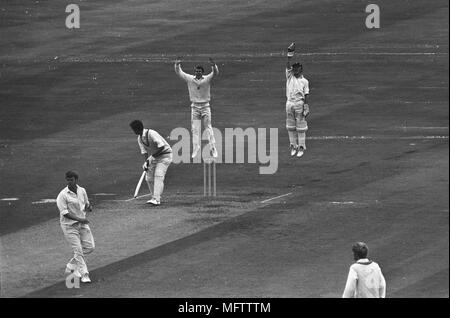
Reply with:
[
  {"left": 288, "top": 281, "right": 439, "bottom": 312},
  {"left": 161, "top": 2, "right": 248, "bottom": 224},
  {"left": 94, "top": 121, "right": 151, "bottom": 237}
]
[
  {"left": 285, "top": 42, "right": 310, "bottom": 158},
  {"left": 129, "top": 120, "right": 172, "bottom": 206}
]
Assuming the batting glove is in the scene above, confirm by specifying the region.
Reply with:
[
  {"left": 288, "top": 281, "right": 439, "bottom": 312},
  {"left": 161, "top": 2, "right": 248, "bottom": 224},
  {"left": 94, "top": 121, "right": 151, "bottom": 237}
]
[
  {"left": 142, "top": 157, "right": 154, "bottom": 171},
  {"left": 287, "top": 42, "right": 295, "bottom": 57},
  {"left": 303, "top": 103, "right": 310, "bottom": 117}
]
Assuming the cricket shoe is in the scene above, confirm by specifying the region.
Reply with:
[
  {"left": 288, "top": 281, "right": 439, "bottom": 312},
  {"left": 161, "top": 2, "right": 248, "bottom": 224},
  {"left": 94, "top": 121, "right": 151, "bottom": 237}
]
[
  {"left": 146, "top": 198, "right": 160, "bottom": 206},
  {"left": 290, "top": 144, "right": 298, "bottom": 157},
  {"left": 81, "top": 273, "right": 91, "bottom": 283},
  {"left": 210, "top": 145, "right": 218, "bottom": 158},
  {"left": 192, "top": 145, "right": 200, "bottom": 158},
  {"left": 296, "top": 146, "right": 305, "bottom": 158}
]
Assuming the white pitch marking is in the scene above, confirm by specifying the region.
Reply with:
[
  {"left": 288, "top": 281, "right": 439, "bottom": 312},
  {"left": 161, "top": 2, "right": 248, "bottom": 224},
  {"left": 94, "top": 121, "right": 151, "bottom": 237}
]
[
  {"left": 330, "top": 201, "right": 355, "bottom": 205},
  {"left": 398, "top": 127, "right": 449, "bottom": 130},
  {"left": 307, "top": 135, "right": 448, "bottom": 140},
  {"left": 261, "top": 192, "right": 292, "bottom": 204},
  {"left": 31, "top": 199, "right": 57, "bottom": 205},
  {"left": 93, "top": 193, "right": 117, "bottom": 196},
  {"left": 1, "top": 198, "right": 19, "bottom": 201}
]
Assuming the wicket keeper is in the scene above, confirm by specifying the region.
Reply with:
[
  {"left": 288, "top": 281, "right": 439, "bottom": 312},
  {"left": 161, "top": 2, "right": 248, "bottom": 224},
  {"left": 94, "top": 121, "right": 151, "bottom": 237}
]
[
  {"left": 285, "top": 42, "right": 310, "bottom": 158},
  {"left": 130, "top": 120, "right": 172, "bottom": 206}
]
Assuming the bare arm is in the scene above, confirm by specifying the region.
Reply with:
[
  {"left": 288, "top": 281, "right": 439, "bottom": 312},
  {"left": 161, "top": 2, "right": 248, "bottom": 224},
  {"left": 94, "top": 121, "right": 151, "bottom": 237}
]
[{"left": 64, "top": 212, "right": 89, "bottom": 224}]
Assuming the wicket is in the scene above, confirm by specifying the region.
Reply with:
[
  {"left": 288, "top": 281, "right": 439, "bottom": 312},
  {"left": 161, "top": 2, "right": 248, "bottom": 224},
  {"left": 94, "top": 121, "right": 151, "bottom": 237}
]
[{"left": 203, "top": 159, "right": 216, "bottom": 196}]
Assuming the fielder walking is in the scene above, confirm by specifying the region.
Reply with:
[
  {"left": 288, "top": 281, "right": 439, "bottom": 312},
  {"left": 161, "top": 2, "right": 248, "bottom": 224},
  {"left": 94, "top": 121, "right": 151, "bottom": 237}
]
[
  {"left": 174, "top": 57, "right": 219, "bottom": 159},
  {"left": 56, "top": 171, "right": 95, "bottom": 283},
  {"left": 342, "top": 242, "right": 387, "bottom": 298},
  {"left": 285, "top": 42, "right": 310, "bottom": 158},
  {"left": 130, "top": 120, "right": 172, "bottom": 206}
]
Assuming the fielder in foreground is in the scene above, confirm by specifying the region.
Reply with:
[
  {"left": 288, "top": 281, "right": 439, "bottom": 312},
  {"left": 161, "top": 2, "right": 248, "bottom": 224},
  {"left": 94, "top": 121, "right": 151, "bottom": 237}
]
[
  {"left": 342, "top": 242, "right": 387, "bottom": 298},
  {"left": 285, "top": 42, "right": 310, "bottom": 158},
  {"left": 56, "top": 171, "right": 95, "bottom": 283},
  {"left": 130, "top": 120, "right": 172, "bottom": 206},
  {"left": 174, "top": 57, "right": 219, "bottom": 159}
]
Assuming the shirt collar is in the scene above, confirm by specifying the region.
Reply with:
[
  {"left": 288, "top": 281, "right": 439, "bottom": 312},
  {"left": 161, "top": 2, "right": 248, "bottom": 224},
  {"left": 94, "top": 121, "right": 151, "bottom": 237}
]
[
  {"left": 65, "top": 185, "right": 79, "bottom": 194},
  {"left": 356, "top": 258, "right": 370, "bottom": 264},
  {"left": 193, "top": 76, "right": 204, "bottom": 81}
]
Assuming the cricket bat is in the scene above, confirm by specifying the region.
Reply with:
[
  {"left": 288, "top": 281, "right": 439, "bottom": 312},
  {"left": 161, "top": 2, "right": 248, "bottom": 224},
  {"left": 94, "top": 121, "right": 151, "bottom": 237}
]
[{"left": 133, "top": 171, "right": 146, "bottom": 198}]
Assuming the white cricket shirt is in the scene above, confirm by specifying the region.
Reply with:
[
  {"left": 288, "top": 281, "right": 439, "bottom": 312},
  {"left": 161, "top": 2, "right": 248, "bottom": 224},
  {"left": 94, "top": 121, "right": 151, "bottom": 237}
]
[
  {"left": 56, "top": 185, "right": 90, "bottom": 226},
  {"left": 138, "top": 129, "right": 172, "bottom": 157},
  {"left": 175, "top": 64, "right": 219, "bottom": 105},
  {"left": 286, "top": 68, "right": 309, "bottom": 104},
  {"left": 342, "top": 259, "right": 387, "bottom": 298}
]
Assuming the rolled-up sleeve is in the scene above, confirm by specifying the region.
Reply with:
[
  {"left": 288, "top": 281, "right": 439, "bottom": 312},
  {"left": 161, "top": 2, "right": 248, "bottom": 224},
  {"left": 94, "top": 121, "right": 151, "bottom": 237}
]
[
  {"left": 304, "top": 79, "right": 310, "bottom": 95},
  {"left": 342, "top": 266, "right": 358, "bottom": 298},
  {"left": 56, "top": 192, "right": 69, "bottom": 216},
  {"left": 82, "top": 188, "right": 90, "bottom": 210}
]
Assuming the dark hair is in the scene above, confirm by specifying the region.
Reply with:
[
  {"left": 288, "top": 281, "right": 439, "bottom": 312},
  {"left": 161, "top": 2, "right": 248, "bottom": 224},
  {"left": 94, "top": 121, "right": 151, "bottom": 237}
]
[
  {"left": 352, "top": 242, "right": 369, "bottom": 259},
  {"left": 195, "top": 65, "right": 205, "bottom": 72},
  {"left": 292, "top": 62, "right": 303, "bottom": 71},
  {"left": 65, "top": 170, "right": 79, "bottom": 179},
  {"left": 129, "top": 120, "right": 144, "bottom": 134}
]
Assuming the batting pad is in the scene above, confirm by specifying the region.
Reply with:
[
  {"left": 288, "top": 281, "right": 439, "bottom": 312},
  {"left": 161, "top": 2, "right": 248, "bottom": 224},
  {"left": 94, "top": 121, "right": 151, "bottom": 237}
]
[
  {"left": 296, "top": 120, "right": 308, "bottom": 132},
  {"left": 286, "top": 118, "right": 296, "bottom": 131}
]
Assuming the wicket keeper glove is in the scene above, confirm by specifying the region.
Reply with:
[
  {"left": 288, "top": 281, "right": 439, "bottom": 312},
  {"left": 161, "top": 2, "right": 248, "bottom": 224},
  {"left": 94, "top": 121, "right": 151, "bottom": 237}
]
[
  {"left": 303, "top": 103, "right": 310, "bottom": 117},
  {"left": 287, "top": 42, "right": 295, "bottom": 57}
]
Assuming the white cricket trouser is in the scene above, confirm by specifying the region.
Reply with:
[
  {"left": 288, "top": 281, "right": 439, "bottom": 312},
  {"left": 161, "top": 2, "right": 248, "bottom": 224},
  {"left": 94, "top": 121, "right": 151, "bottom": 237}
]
[
  {"left": 61, "top": 223, "right": 95, "bottom": 275},
  {"left": 286, "top": 100, "right": 308, "bottom": 148},
  {"left": 191, "top": 105, "right": 216, "bottom": 150},
  {"left": 146, "top": 153, "right": 172, "bottom": 201}
]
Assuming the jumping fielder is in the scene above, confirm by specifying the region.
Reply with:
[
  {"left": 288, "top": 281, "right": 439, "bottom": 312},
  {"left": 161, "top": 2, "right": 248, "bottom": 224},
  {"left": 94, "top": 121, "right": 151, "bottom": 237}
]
[
  {"left": 174, "top": 57, "right": 219, "bottom": 158},
  {"left": 285, "top": 42, "right": 310, "bottom": 158},
  {"left": 129, "top": 120, "right": 172, "bottom": 206},
  {"left": 56, "top": 170, "right": 95, "bottom": 283},
  {"left": 342, "top": 242, "right": 387, "bottom": 298}
]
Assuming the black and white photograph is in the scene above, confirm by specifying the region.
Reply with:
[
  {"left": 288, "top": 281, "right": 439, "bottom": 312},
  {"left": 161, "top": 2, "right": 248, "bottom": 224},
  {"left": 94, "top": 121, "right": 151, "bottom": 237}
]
[{"left": 0, "top": 0, "right": 448, "bottom": 305}]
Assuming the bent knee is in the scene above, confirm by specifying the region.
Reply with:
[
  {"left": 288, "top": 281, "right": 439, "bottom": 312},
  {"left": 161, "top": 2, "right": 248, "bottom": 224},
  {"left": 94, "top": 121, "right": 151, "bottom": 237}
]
[
  {"left": 296, "top": 120, "right": 308, "bottom": 132},
  {"left": 83, "top": 246, "right": 95, "bottom": 254}
]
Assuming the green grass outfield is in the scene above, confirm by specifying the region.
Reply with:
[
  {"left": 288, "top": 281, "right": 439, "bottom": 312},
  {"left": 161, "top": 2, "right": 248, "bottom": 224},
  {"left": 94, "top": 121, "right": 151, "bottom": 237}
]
[{"left": 0, "top": 0, "right": 448, "bottom": 297}]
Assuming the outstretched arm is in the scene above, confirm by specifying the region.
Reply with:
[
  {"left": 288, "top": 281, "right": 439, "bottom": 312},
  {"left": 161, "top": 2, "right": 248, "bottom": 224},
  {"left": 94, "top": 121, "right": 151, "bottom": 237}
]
[
  {"left": 174, "top": 58, "right": 190, "bottom": 81},
  {"left": 210, "top": 58, "right": 219, "bottom": 76},
  {"left": 204, "top": 57, "right": 219, "bottom": 81},
  {"left": 286, "top": 42, "right": 295, "bottom": 69}
]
